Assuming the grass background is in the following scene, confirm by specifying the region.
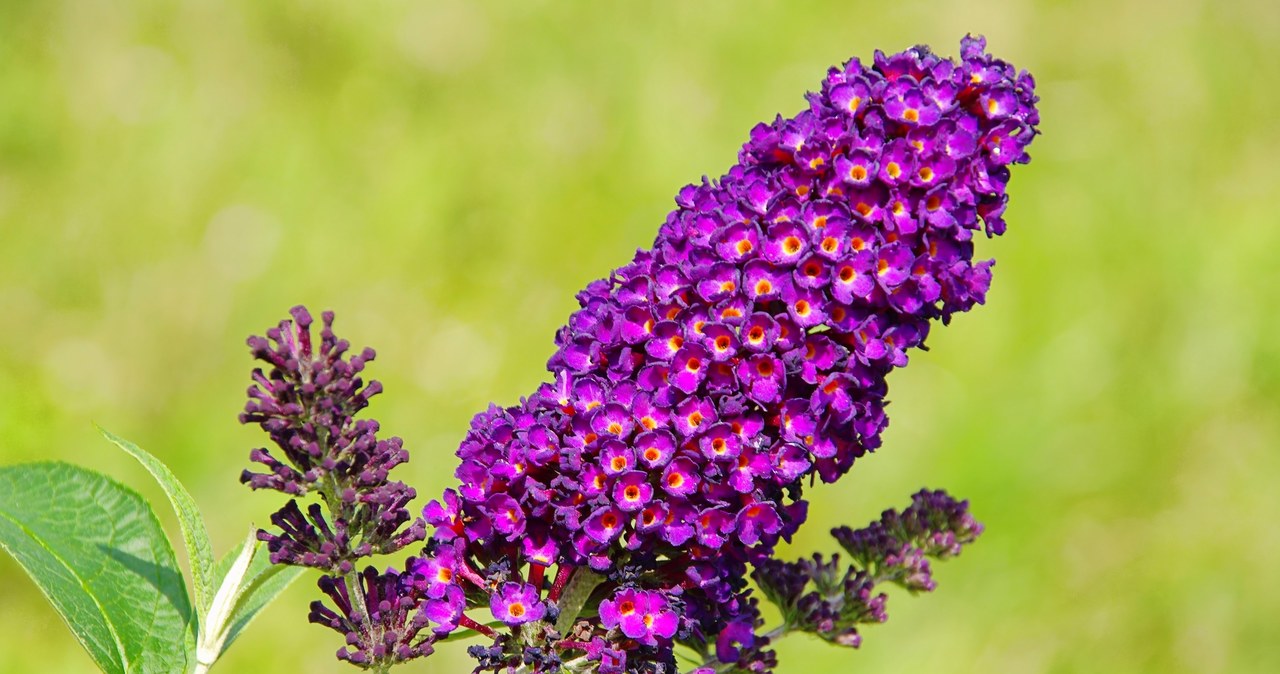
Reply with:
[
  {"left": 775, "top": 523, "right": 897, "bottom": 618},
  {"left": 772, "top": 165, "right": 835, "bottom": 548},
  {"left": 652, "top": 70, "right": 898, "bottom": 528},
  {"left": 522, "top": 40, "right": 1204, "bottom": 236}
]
[{"left": 2, "top": 0, "right": 1279, "bottom": 672}]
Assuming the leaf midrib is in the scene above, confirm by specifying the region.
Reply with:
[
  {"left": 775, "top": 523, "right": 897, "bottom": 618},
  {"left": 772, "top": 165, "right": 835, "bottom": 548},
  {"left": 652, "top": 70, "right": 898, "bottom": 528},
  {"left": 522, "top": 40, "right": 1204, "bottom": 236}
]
[
  {"left": 0, "top": 506, "right": 131, "bottom": 673},
  {"left": 100, "top": 427, "right": 216, "bottom": 617}
]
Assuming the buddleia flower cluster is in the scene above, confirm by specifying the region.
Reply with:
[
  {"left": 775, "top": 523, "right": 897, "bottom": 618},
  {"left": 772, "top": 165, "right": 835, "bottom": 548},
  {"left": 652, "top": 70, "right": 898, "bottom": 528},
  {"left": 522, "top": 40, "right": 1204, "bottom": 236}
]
[{"left": 240, "top": 35, "right": 1038, "bottom": 673}]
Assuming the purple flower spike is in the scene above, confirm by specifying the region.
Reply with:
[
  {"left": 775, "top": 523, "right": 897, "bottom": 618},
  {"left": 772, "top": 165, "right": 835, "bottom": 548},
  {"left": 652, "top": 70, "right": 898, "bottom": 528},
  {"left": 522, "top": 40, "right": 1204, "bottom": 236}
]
[
  {"left": 342, "top": 36, "right": 1040, "bottom": 674},
  {"left": 309, "top": 567, "right": 435, "bottom": 667}
]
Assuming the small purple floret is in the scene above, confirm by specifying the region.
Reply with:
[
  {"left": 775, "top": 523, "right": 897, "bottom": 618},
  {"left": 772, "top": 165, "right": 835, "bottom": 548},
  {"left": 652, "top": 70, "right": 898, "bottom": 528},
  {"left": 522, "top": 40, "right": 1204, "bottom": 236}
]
[{"left": 491, "top": 582, "right": 547, "bottom": 626}]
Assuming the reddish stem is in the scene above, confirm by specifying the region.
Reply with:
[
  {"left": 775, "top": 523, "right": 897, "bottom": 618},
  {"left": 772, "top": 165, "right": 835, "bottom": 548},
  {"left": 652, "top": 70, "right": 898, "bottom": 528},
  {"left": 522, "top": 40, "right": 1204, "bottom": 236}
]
[
  {"left": 547, "top": 564, "right": 576, "bottom": 604},
  {"left": 458, "top": 614, "right": 497, "bottom": 638},
  {"left": 456, "top": 557, "right": 488, "bottom": 589},
  {"left": 528, "top": 563, "right": 547, "bottom": 592}
]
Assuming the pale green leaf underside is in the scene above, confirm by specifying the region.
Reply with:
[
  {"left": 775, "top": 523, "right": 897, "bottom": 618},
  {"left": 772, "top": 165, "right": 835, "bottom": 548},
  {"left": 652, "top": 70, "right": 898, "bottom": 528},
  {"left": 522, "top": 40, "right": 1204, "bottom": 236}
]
[
  {"left": 99, "top": 426, "right": 217, "bottom": 619},
  {"left": 0, "top": 462, "right": 193, "bottom": 674}
]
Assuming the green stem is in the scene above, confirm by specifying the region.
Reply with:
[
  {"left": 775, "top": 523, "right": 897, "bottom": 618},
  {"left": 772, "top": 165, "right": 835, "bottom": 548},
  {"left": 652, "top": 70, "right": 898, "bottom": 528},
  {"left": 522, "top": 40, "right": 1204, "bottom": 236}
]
[
  {"left": 512, "top": 654, "right": 593, "bottom": 674},
  {"left": 686, "top": 623, "right": 792, "bottom": 673},
  {"left": 761, "top": 623, "right": 790, "bottom": 641},
  {"left": 317, "top": 471, "right": 381, "bottom": 672},
  {"left": 291, "top": 359, "right": 385, "bottom": 671}
]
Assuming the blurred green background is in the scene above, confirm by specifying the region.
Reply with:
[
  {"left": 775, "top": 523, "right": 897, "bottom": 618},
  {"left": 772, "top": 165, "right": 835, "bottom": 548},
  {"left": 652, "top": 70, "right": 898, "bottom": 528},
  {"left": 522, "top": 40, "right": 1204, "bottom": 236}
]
[{"left": 3, "top": 0, "right": 1278, "bottom": 672}]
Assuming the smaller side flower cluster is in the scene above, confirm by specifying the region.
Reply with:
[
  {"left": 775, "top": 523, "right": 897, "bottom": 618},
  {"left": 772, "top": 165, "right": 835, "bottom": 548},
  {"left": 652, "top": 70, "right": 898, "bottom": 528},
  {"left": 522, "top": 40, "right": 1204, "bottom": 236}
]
[
  {"left": 831, "top": 487, "right": 983, "bottom": 591},
  {"left": 309, "top": 567, "right": 435, "bottom": 666},
  {"left": 241, "top": 306, "right": 426, "bottom": 572},
  {"left": 754, "top": 554, "right": 884, "bottom": 649},
  {"left": 241, "top": 307, "right": 430, "bottom": 668},
  {"left": 752, "top": 489, "right": 981, "bottom": 652}
]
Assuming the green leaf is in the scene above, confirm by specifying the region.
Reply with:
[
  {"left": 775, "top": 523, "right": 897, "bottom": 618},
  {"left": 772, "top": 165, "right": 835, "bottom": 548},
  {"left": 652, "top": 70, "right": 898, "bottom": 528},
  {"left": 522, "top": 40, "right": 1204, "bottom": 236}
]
[
  {"left": 210, "top": 534, "right": 306, "bottom": 659},
  {"left": 0, "top": 462, "right": 194, "bottom": 674},
  {"left": 99, "top": 426, "right": 217, "bottom": 618},
  {"left": 554, "top": 568, "right": 605, "bottom": 634}
]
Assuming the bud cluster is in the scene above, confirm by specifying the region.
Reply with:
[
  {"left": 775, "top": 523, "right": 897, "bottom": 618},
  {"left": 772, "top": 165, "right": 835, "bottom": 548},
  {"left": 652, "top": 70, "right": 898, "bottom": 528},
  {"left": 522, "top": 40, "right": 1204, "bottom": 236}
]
[
  {"left": 240, "top": 307, "right": 427, "bottom": 666},
  {"left": 755, "top": 489, "right": 982, "bottom": 651}
]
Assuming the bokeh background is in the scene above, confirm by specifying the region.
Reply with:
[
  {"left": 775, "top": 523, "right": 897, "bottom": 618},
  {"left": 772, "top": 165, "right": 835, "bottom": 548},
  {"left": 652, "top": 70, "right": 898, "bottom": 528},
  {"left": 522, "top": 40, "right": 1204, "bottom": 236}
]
[{"left": 3, "top": 0, "right": 1278, "bottom": 672}]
